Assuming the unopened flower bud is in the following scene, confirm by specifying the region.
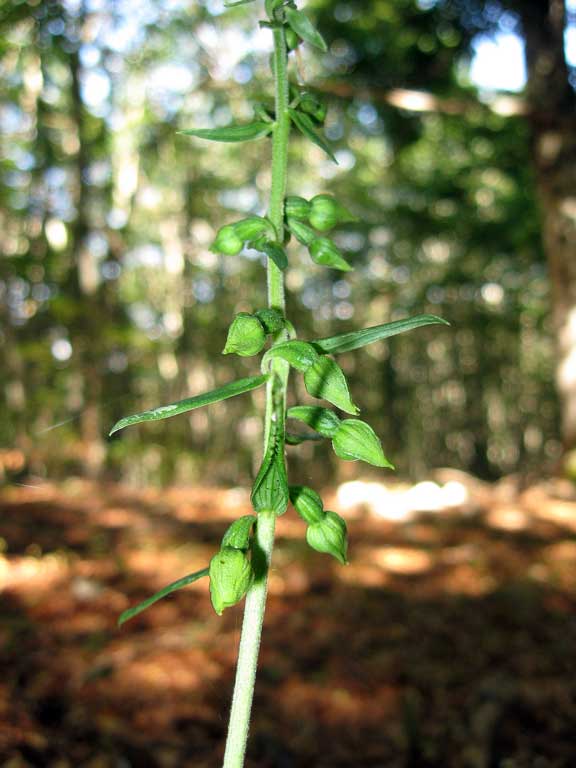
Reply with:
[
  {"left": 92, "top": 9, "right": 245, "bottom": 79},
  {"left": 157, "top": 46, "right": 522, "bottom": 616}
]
[
  {"left": 212, "top": 225, "right": 243, "bottom": 256},
  {"left": 287, "top": 218, "right": 316, "bottom": 246},
  {"left": 221, "top": 515, "right": 256, "bottom": 551},
  {"left": 309, "top": 237, "right": 352, "bottom": 271},
  {"left": 332, "top": 419, "right": 394, "bottom": 468},
  {"left": 306, "top": 511, "right": 348, "bottom": 564},
  {"left": 285, "top": 196, "right": 311, "bottom": 221},
  {"left": 233, "top": 216, "right": 271, "bottom": 242},
  {"left": 285, "top": 27, "right": 301, "bottom": 51},
  {"left": 223, "top": 313, "right": 266, "bottom": 357},
  {"left": 209, "top": 547, "right": 253, "bottom": 615},
  {"left": 299, "top": 94, "right": 327, "bottom": 125},
  {"left": 309, "top": 195, "right": 354, "bottom": 232},
  {"left": 289, "top": 485, "right": 324, "bottom": 524},
  {"left": 255, "top": 308, "right": 285, "bottom": 335}
]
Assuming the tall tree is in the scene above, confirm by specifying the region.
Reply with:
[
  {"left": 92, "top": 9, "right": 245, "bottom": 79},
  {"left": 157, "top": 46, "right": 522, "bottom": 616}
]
[{"left": 449, "top": 0, "right": 576, "bottom": 450}]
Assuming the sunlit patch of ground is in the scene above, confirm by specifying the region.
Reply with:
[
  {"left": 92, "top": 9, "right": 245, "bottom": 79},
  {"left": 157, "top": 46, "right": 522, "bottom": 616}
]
[{"left": 1, "top": 474, "right": 576, "bottom": 766}]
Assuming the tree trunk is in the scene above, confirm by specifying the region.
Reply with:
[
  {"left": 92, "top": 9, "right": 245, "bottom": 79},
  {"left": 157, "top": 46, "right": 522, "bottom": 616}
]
[{"left": 519, "top": 0, "right": 576, "bottom": 451}]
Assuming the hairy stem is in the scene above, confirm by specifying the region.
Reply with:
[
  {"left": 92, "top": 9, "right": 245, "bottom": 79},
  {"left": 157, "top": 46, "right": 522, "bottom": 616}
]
[{"left": 222, "top": 22, "right": 290, "bottom": 768}]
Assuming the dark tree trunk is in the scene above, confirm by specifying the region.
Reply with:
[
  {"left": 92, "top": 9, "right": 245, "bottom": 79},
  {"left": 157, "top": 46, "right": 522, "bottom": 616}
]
[{"left": 518, "top": 0, "right": 576, "bottom": 450}]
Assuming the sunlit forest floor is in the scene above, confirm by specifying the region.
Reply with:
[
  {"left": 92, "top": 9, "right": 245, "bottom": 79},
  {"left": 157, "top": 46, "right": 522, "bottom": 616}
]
[{"left": 1, "top": 475, "right": 576, "bottom": 767}]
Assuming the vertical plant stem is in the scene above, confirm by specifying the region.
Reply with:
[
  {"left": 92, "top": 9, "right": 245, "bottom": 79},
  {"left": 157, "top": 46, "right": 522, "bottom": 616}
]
[{"left": 222, "top": 22, "right": 291, "bottom": 768}]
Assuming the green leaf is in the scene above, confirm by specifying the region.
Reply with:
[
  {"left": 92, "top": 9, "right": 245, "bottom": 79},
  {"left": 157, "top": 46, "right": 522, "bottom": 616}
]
[
  {"left": 254, "top": 239, "right": 288, "bottom": 271},
  {"left": 289, "top": 109, "right": 338, "bottom": 163},
  {"left": 251, "top": 418, "right": 289, "bottom": 516},
  {"left": 222, "top": 515, "right": 257, "bottom": 550},
  {"left": 118, "top": 567, "right": 209, "bottom": 626},
  {"left": 304, "top": 357, "right": 359, "bottom": 415},
  {"left": 109, "top": 375, "right": 268, "bottom": 435},
  {"left": 285, "top": 7, "right": 328, "bottom": 52},
  {"left": 313, "top": 315, "right": 450, "bottom": 355},
  {"left": 225, "top": 0, "right": 256, "bottom": 6},
  {"left": 251, "top": 448, "right": 289, "bottom": 517},
  {"left": 263, "top": 340, "right": 320, "bottom": 373},
  {"left": 287, "top": 405, "right": 341, "bottom": 438},
  {"left": 332, "top": 419, "right": 394, "bottom": 468},
  {"left": 178, "top": 122, "right": 273, "bottom": 143}
]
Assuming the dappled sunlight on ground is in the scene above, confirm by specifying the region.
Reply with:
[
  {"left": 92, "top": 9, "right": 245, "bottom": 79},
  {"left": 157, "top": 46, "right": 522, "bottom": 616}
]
[{"left": 1, "top": 475, "right": 576, "bottom": 765}]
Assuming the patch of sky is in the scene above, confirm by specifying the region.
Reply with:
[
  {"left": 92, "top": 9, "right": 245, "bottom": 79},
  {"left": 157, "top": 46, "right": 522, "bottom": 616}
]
[{"left": 218, "top": 187, "right": 260, "bottom": 212}]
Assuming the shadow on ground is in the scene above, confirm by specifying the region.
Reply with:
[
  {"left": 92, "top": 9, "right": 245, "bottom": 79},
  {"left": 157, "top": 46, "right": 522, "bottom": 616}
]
[{"left": 1, "top": 479, "right": 576, "bottom": 767}]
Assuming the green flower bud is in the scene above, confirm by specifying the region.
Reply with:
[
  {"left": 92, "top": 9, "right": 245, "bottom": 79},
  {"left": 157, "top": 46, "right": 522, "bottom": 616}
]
[
  {"left": 233, "top": 216, "right": 272, "bottom": 242},
  {"left": 285, "top": 196, "right": 311, "bottom": 221},
  {"left": 332, "top": 419, "right": 394, "bottom": 468},
  {"left": 255, "top": 308, "right": 285, "bottom": 335},
  {"left": 287, "top": 218, "right": 316, "bottom": 246},
  {"left": 212, "top": 225, "right": 243, "bottom": 256},
  {"left": 222, "top": 515, "right": 256, "bottom": 551},
  {"left": 209, "top": 547, "right": 253, "bottom": 615},
  {"left": 223, "top": 313, "right": 266, "bottom": 357},
  {"left": 285, "top": 27, "right": 301, "bottom": 51},
  {"left": 303, "top": 356, "right": 359, "bottom": 415},
  {"left": 309, "top": 195, "right": 354, "bottom": 232},
  {"left": 289, "top": 485, "right": 325, "bottom": 524},
  {"left": 299, "top": 94, "right": 327, "bottom": 125},
  {"left": 309, "top": 237, "right": 352, "bottom": 271},
  {"left": 306, "top": 511, "right": 348, "bottom": 565},
  {"left": 288, "top": 405, "right": 341, "bottom": 438}
]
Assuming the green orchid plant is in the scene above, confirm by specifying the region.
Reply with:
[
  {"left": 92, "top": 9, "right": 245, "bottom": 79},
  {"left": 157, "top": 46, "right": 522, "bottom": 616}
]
[{"left": 110, "top": 1, "right": 448, "bottom": 765}]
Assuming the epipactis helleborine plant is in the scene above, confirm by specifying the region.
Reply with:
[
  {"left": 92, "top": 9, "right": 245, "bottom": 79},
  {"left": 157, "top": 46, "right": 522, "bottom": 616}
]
[{"left": 110, "top": 1, "right": 449, "bottom": 765}]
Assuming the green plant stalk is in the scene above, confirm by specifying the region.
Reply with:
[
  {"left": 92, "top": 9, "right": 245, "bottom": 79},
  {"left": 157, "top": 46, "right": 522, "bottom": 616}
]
[{"left": 222, "top": 23, "right": 290, "bottom": 768}]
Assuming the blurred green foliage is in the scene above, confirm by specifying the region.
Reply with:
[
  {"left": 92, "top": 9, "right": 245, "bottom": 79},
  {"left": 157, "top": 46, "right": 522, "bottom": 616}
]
[{"left": 0, "top": 0, "right": 558, "bottom": 485}]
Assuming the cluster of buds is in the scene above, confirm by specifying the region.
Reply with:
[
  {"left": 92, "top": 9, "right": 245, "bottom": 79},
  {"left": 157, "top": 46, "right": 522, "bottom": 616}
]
[
  {"left": 288, "top": 405, "right": 395, "bottom": 468},
  {"left": 211, "top": 216, "right": 275, "bottom": 256},
  {"left": 223, "top": 308, "right": 285, "bottom": 357},
  {"left": 285, "top": 194, "right": 356, "bottom": 271},
  {"left": 289, "top": 486, "right": 348, "bottom": 565}
]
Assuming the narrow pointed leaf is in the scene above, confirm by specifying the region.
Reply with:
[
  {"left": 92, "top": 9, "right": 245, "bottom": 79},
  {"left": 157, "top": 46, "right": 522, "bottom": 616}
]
[
  {"left": 312, "top": 315, "right": 450, "bottom": 355},
  {"left": 225, "top": 0, "right": 256, "bottom": 6},
  {"left": 304, "top": 357, "right": 359, "bottom": 415},
  {"left": 289, "top": 109, "right": 338, "bottom": 163},
  {"left": 251, "top": 416, "right": 288, "bottom": 516},
  {"left": 118, "top": 568, "right": 209, "bottom": 626},
  {"left": 178, "top": 122, "right": 273, "bottom": 143},
  {"left": 109, "top": 375, "right": 268, "bottom": 435},
  {"left": 254, "top": 239, "right": 288, "bottom": 271},
  {"left": 285, "top": 7, "right": 328, "bottom": 52}
]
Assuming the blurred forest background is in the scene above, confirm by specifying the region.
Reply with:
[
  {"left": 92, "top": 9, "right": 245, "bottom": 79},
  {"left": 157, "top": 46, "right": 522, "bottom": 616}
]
[
  {"left": 2, "top": 1, "right": 576, "bottom": 767},
  {"left": 2, "top": 0, "right": 575, "bottom": 488}
]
